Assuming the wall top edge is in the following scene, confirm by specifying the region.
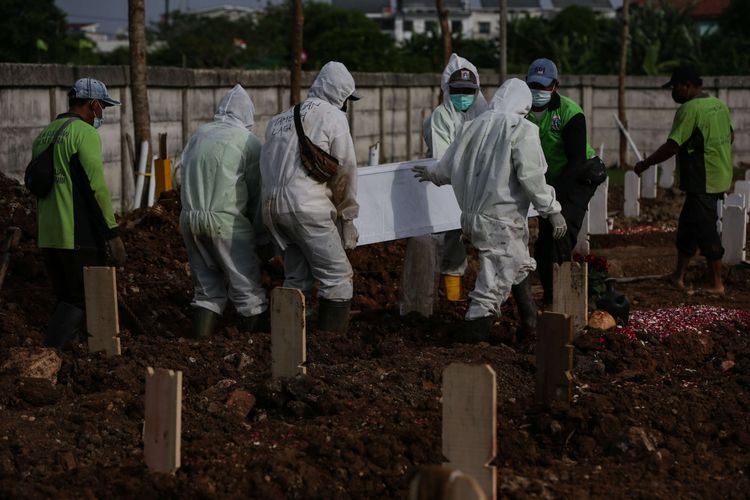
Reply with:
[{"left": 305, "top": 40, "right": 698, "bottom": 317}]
[{"left": 0, "top": 63, "right": 748, "bottom": 89}]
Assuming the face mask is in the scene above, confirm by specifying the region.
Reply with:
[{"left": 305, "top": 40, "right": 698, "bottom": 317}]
[
  {"left": 531, "top": 90, "right": 552, "bottom": 108},
  {"left": 92, "top": 101, "right": 104, "bottom": 129},
  {"left": 450, "top": 94, "right": 475, "bottom": 112},
  {"left": 341, "top": 100, "right": 348, "bottom": 113},
  {"left": 671, "top": 88, "right": 686, "bottom": 104}
]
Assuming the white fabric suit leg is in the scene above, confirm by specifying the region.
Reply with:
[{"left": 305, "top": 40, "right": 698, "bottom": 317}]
[
  {"left": 182, "top": 228, "right": 267, "bottom": 317},
  {"left": 466, "top": 220, "right": 536, "bottom": 320},
  {"left": 275, "top": 212, "right": 353, "bottom": 300}
]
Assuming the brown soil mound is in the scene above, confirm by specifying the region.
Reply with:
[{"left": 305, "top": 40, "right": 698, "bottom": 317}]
[{"left": 1, "top": 173, "right": 749, "bottom": 498}]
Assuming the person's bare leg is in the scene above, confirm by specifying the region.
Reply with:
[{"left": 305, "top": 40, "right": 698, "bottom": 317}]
[
  {"left": 668, "top": 253, "right": 691, "bottom": 289},
  {"left": 704, "top": 258, "right": 725, "bottom": 295}
]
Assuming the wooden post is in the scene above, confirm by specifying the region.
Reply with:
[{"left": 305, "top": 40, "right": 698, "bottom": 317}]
[
  {"left": 624, "top": 171, "right": 640, "bottom": 217},
  {"left": 535, "top": 312, "right": 574, "bottom": 406},
  {"left": 144, "top": 367, "right": 182, "bottom": 473},
  {"left": 435, "top": 0, "right": 452, "bottom": 65},
  {"left": 408, "top": 466, "right": 487, "bottom": 500},
  {"left": 83, "top": 267, "right": 121, "bottom": 356},
  {"left": 552, "top": 262, "right": 587, "bottom": 333},
  {"left": 271, "top": 287, "right": 306, "bottom": 379},
  {"left": 400, "top": 235, "right": 437, "bottom": 317},
  {"left": 154, "top": 132, "right": 172, "bottom": 196},
  {"left": 442, "top": 363, "right": 497, "bottom": 500}
]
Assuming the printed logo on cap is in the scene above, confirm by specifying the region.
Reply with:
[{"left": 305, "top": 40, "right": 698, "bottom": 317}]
[
  {"left": 461, "top": 70, "right": 470, "bottom": 80},
  {"left": 535, "top": 66, "right": 546, "bottom": 75}
]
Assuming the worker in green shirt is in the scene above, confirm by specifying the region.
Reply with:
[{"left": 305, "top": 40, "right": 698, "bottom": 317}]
[
  {"left": 525, "top": 58, "right": 595, "bottom": 305},
  {"left": 31, "top": 77, "right": 126, "bottom": 348},
  {"left": 635, "top": 65, "right": 734, "bottom": 295}
]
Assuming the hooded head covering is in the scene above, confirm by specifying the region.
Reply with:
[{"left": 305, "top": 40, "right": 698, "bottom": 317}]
[
  {"left": 441, "top": 53, "right": 488, "bottom": 126},
  {"left": 490, "top": 78, "right": 532, "bottom": 116},
  {"left": 308, "top": 61, "right": 359, "bottom": 109},
  {"left": 214, "top": 84, "right": 255, "bottom": 129}
]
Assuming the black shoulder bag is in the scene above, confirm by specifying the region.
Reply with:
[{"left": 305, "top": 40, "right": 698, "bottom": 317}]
[
  {"left": 24, "top": 117, "right": 79, "bottom": 198},
  {"left": 293, "top": 104, "right": 339, "bottom": 183}
]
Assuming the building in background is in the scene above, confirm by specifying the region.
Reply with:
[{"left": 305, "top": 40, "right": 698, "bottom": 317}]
[{"left": 329, "top": 0, "right": 620, "bottom": 43}]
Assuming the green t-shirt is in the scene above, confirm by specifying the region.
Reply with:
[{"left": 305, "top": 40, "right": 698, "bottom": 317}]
[
  {"left": 526, "top": 94, "right": 595, "bottom": 183},
  {"left": 668, "top": 95, "right": 733, "bottom": 194},
  {"left": 32, "top": 114, "right": 118, "bottom": 249}
]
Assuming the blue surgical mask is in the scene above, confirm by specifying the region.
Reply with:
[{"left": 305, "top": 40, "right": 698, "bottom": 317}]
[
  {"left": 531, "top": 90, "right": 552, "bottom": 108},
  {"left": 93, "top": 116, "right": 103, "bottom": 129},
  {"left": 450, "top": 94, "right": 475, "bottom": 112}
]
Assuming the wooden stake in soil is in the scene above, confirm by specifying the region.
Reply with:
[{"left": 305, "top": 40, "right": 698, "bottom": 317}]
[
  {"left": 535, "top": 312, "right": 574, "bottom": 406},
  {"left": 144, "top": 367, "right": 182, "bottom": 473},
  {"left": 83, "top": 266, "right": 121, "bottom": 356},
  {"left": 271, "top": 287, "right": 306, "bottom": 379},
  {"left": 400, "top": 235, "right": 437, "bottom": 317},
  {"left": 552, "top": 262, "right": 587, "bottom": 333},
  {"left": 408, "top": 465, "right": 487, "bottom": 500},
  {"left": 624, "top": 170, "right": 640, "bottom": 217},
  {"left": 442, "top": 363, "right": 497, "bottom": 500}
]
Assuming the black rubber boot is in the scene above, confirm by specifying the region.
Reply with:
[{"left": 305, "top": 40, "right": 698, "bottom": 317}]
[
  {"left": 190, "top": 307, "right": 220, "bottom": 339},
  {"left": 241, "top": 309, "right": 270, "bottom": 333},
  {"left": 317, "top": 298, "right": 351, "bottom": 333},
  {"left": 45, "top": 302, "right": 85, "bottom": 348},
  {"left": 456, "top": 316, "right": 493, "bottom": 343},
  {"left": 511, "top": 275, "right": 538, "bottom": 342}
]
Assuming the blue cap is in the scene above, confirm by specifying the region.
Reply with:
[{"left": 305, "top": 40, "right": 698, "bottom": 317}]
[
  {"left": 526, "top": 58, "right": 558, "bottom": 87},
  {"left": 70, "top": 77, "right": 120, "bottom": 107}
]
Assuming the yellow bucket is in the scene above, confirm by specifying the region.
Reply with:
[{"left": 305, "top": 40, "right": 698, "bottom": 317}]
[{"left": 443, "top": 275, "right": 462, "bottom": 302}]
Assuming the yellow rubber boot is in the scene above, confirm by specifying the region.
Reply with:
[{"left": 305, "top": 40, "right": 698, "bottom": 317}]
[{"left": 443, "top": 275, "right": 462, "bottom": 302}]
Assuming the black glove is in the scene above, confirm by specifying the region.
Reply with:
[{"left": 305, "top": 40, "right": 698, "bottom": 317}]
[{"left": 106, "top": 236, "right": 127, "bottom": 267}]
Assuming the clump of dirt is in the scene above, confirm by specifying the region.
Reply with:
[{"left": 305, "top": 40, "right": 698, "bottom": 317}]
[{"left": 1, "top": 172, "right": 749, "bottom": 499}]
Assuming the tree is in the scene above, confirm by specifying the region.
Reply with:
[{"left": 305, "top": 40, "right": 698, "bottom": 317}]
[
  {"left": 0, "top": 0, "right": 91, "bottom": 63},
  {"left": 702, "top": 0, "right": 750, "bottom": 75},
  {"left": 618, "top": 0, "right": 630, "bottom": 168},
  {"left": 290, "top": 0, "right": 303, "bottom": 105},
  {"left": 435, "top": 0, "right": 452, "bottom": 65},
  {"left": 129, "top": 0, "right": 151, "bottom": 210}
]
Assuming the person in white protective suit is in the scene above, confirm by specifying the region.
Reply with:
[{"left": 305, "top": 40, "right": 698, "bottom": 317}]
[
  {"left": 423, "top": 54, "right": 488, "bottom": 303},
  {"left": 260, "top": 61, "right": 360, "bottom": 333},
  {"left": 180, "top": 84, "right": 270, "bottom": 338},
  {"left": 413, "top": 78, "right": 568, "bottom": 343}
]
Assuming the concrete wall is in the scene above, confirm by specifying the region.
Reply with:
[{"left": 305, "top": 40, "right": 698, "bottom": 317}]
[{"left": 1, "top": 63, "right": 748, "bottom": 212}]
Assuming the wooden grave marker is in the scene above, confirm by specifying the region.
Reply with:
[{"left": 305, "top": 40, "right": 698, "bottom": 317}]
[
  {"left": 574, "top": 210, "right": 590, "bottom": 255},
  {"left": 271, "top": 287, "right": 306, "bottom": 379},
  {"left": 624, "top": 171, "right": 640, "bottom": 217},
  {"left": 722, "top": 195, "right": 747, "bottom": 265},
  {"left": 144, "top": 367, "right": 182, "bottom": 473},
  {"left": 535, "top": 312, "right": 574, "bottom": 406},
  {"left": 641, "top": 165, "right": 657, "bottom": 199},
  {"left": 589, "top": 177, "right": 609, "bottom": 235},
  {"left": 442, "top": 363, "right": 497, "bottom": 500},
  {"left": 400, "top": 235, "right": 438, "bottom": 317},
  {"left": 734, "top": 180, "right": 750, "bottom": 215},
  {"left": 658, "top": 161, "right": 675, "bottom": 189},
  {"left": 408, "top": 466, "right": 486, "bottom": 500},
  {"left": 83, "top": 266, "right": 121, "bottom": 356},
  {"left": 552, "top": 262, "right": 588, "bottom": 332}
]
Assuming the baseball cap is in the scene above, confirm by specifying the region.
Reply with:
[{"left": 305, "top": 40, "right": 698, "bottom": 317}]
[
  {"left": 348, "top": 89, "right": 362, "bottom": 101},
  {"left": 70, "top": 77, "right": 121, "bottom": 107},
  {"left": 661, "top": 65, "right": 702, "bottom": 88},
  {"left": 526, "top": 58, "right": 558, "bottom": 87},
  {"left": 448, "top": 68, "right": 479, "bottom": 89}
]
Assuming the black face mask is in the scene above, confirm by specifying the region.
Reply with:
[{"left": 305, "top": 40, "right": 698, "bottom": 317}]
[
  {"left": 341, "top": 100, "right": 348, "bottom": 113},
  {"left": 671, "top": 88, "right": 687, "bottom": 104}
]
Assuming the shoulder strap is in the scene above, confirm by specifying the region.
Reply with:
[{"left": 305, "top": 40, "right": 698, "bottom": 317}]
[
  {"left": 293, "top": 104, "right": 307, "bottom": 142},
  {"left": 50, "top": 117, "right": 80, "bottom": 149}
]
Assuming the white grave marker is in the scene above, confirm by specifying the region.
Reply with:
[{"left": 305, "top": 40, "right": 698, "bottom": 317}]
[
  {"left": 733, "top": 181, "right": 750, "bottom": 215},
  {"left": 641, "top": 165, "right": 657, "bottom": 199},
  {"left": 659, "top": 161, "right": 675, "bottom": 189},
  {"left": 589, "top": 177, "right": 609, "bottom": 235},
  {"left": 721, "top": 201, "right": 747, "bottom": 265},
  {"left": 624, "top": 171, "right": 641, "bottom": 217}
]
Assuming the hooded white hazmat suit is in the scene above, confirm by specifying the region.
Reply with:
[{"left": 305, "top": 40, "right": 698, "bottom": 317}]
[
  {"left": 179, "top": 84, "right": 268, "bottom": 317},
  {"left": 260, "top": 61, "right": 359, "bottom": 301},
  {"left": 417, "top": 78, "right": 562, "bottom": 319},
  {"left": 423, "top": 54, "right": 489, "bottom": 277}
]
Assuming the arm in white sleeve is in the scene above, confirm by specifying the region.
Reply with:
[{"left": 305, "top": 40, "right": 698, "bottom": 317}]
[
  {"left": 512, "top": 127, "right": 561, "bottom": 217},
  {"left": 329, "top": 125, "right": 359, "bottom": 221}
]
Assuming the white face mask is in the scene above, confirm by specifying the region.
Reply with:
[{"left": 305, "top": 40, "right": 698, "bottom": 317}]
[
  {"left": 531, "top": 89, "right": 552, "bottom": 108},
  {"left": 92, "top": 101, "right": 104, "bottom": 129}
]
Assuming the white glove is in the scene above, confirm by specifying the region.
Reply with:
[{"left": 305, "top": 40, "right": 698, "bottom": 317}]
[
  {"left": 412, "top": 165, "right": 432, "bottom": 183},
  {"left": 341, "top": 219, "right": 358, "bottom": 250},
  {"left": 549, "top": 212, "right": 567, "bottom": 240}
]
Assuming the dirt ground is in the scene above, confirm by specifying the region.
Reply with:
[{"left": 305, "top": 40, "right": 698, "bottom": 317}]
[{"left": 1, "top": 173, "right": 749, "bottom": 499}]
